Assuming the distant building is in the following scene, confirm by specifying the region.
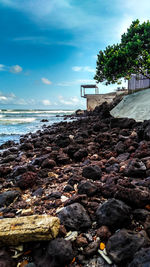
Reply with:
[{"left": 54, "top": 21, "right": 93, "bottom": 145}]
[{"left": 128, "top": 74, "right": 150, "bottom": 93}]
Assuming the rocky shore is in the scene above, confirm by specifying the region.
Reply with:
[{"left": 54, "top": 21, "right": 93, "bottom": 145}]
[{"left": 0, "top": 102, "right": 150, "bottom": 266}]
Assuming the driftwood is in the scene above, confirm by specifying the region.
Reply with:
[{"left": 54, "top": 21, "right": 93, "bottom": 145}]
[{"left": 0, "top": 215, "right": 60, "bottom": 245}]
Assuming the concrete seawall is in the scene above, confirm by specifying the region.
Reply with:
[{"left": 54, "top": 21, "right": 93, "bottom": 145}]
[{"left": 86, "top": 91, "right": 126, "bottom": 111}]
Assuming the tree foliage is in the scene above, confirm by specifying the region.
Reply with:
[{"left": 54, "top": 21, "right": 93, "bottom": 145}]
[{"left": 94, "top": 20, "right": 150, "bottom": 85}]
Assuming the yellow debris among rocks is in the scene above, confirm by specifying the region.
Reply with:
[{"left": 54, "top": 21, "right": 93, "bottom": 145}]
[{"left": 0, "top": 215, "right": 60, "bottom": 245}]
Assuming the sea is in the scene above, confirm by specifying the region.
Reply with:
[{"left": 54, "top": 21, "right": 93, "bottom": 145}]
[{"left": 0, "top": 109, "right": 75, "bottom": 145}]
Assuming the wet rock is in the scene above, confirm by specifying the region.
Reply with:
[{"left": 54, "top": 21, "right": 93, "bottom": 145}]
[
  {"left": 0, "top": 190, "right": 20, "bottom": 207},
  {"left": 78, "top": 181, "right": 97, "bottom": 196},
  {"left": 40, "top": 119, "right": 49, "bottom": 122},
  {"left": 46, "top": 238, "right": 74, "bottom": 267},
  {"left": 128, "top": 247, "right": 150, "bottom": 267},
  {"left": 96, "top": 198, "right": 131, "bottom": 230},
  {"left": 16, "top": 171, "right": 37, "bottom": 189},
  {"left": 58, "top": 202, "right": 91, "bottom": 230},
  {"left": 106, "top": 229, "right": 148, "bottom": 264},
  {"left": 124, "top": 159, "right": 146, "bottom": 177},
  {"left": 41, "top": 159, "right": 56, "bottom": 169},
  {"left": 82, "top": 165, "right": 102, "bottom": 180}
]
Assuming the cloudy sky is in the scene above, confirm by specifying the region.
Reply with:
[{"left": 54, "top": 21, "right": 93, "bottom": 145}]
[{"left": 0, "top": 0, "right": 150, "bottom": 109}]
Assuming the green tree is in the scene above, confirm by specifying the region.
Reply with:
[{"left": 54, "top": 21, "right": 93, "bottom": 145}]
[{"left": 94, "top": 20, "right": 150, "bottom": 85}]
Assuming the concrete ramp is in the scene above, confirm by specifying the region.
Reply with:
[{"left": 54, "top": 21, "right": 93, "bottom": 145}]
[{"left": 111, "top": 88, "right": 150, "bottom": 121}]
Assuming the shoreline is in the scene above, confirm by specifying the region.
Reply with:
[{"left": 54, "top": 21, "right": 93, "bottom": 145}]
[{"left": 0, "top": 102, "right": 150, "bottom": 266}]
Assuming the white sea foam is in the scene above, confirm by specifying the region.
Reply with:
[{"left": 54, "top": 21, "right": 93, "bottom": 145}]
[
  {"left": 0, "top": 110, "right": 74, "bottom": 114},
  {"left": 0, "top": 117, "right": 36, "bottom": 124}
]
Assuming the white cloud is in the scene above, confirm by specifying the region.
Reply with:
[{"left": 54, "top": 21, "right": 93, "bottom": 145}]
[
  {"left": 0, "top": 64, "right": 6, "bottom": 71},
  {"left": 72, "top": 66, "right": 95, "bottom": 73},
  {"left": 10, "top": 65, "right": 22, "bottom": 73},
  {"left": 41, "top": 77, "right": 52, "bottom": 85},
  {"left": 58, "top": 79, "right": 94, "bottom": 87},
  {"left": 42, "top": 99, "right": 51, "bottom": 105},
  {"left": 58, "top": 95, "right": 82, "bottom": 106},
  {"left": 0, "top": 64, "right": 23, "bottom": 73},
  {"left": 72, "top": 66, "right": 82, "bottom": 72}
]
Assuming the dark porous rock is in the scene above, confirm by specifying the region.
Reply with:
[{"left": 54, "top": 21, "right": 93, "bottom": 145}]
[
  {"left": 82, "top": 165, "right": 102, "bottom": 180},
  {"left": 0, "top": 248, "right": 15, "bottom": 267},
  {"left": 124, "top": 159, "right": 146, "bottom": 177},
  {"left": 115, "top": 185, "right": 150, "bottom": 208},
  {"left": 16, "top": 171, "right": 37, "bottom": 190},
  {"left": 105, "top": 163, "right": 119, "bottom": 174},
  {"left": 55, "top": 135, "right": 70, "bottom": 148},
  {"left": 41, "top": 159, "right": 56, "bottom": 169},
  {"left": 114, "top": 141, "right": 125, "bottom": 154},
  {"left": 58, "top": 202, "right": 91, "bottom": 230},
  {"left": 56, "top": 154, "right": 70, "bottom": 165},
  {"left": 63, "top": 184, "right": 74, "bottom": 192},
  {"left": 78, "top": 181, "right": 97, "bottom": 196},
  {"left": 12, "top": 164, "right": 36, "bottom": 177},
  {"left": 0, "top": 166, "right": 11, "bottom": 177},
  {"left": 96, "top": 198, "right": 131, "bottom": 230},
  {"left": 33, "top": 187, "right": 43, "bottom": 197},
  {"left": 83, "top": 240, "right": 99, "bottom": 257},
  {"left": 66, "top": 145, "right": 80, "bottom": 159},
  {"left": 116, "top": 152, "right": 130, "bottom": 162},
  {"left": 46, "top": 238, "right": 74, "bottom": 267},
  {"left": 110, "top": 117, "right": 135, "bottom": 129},
  {"left": 0, "top": 190, "right": 20, "bottom": 207},
  {"left": 40, "top": 119, "right": 48, "bottom": 122},
  {"left": 48, "top": 191, "right": 62, "bottom": 200},
  {"left": 144, "top": 215, "right": 150, "bottom": 238},
  {"left": 68, "top": 175, "right": 82, "bottom": 186},
  {"left": 73, "top": 148, "right": 88, "bottom": 161},
  {"left": 106, "top": 229, "right": 148, "bottom": 264},
  {"left": 20, "top": 142, "right": 34, "bottom": 151},
  {"left": 97, "top": 226, "right": 111, "bottom": 241},
  {"left": 133, "top": 209, "right": 150, "bottom": 222},
  {"left": 128, "top": 247, "right": 150, "bottom": 267},
  {"left": 2, "top": 154, "right": 17, "bottom": 163}
]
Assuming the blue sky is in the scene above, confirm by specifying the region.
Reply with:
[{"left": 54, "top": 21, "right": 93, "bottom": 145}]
[{"left": 0, "top": 0, "right": 150, "bottom": 109}]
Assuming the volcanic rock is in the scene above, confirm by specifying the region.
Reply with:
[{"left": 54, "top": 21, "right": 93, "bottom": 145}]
[
  {"left": 16, "top": 171, "right": 37, "bottom": 189},
  {"left": 82, "top": 165, "right": 102, "bottom": 180},
  {"left": 96, "top": 198, "right": 131, "bottom": 230},
  {"left": 78, "top": 181, "right": 97, "bottom": 196},
  {"left": 106, "top": 229, "right": 148, "bottom": 264},
  {"left": 58, "top": 202, "right": 91, "bottom": 230},
  {"left": 128, "top": 247, "right": 150, "bottom": 267},
  {"left": 0, "top": 190, "right": 20, "bottom": 207}
]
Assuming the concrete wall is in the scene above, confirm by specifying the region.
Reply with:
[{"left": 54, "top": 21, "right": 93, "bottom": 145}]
[
  {"left": 86, "top": 91, "right": 127, "bottom": 111},
  {"left": 86, "top": 93, "right": 116, "bottom": 111}
]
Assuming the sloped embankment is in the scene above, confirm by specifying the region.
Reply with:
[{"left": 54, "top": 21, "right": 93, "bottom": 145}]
[{"left": 111, "top": 88, "right": 150, "bottom": 121}]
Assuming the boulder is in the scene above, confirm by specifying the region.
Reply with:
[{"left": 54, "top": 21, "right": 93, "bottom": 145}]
[
  {"left": 106, "top": 229, "right": 148, "bottom": 264},
  {"left": 82, "top": 165, "right": 102, "bottom": 180},
  {"left": 128, "top": 247, "right": 150, "bottom": 267},
  {"left": 96, "top": 198, "right": 131, "bottom": 230},
  {"left": 58, "top": 202, "right": 91, "bottom": 230},
  {"left": 41, "top": 159, "right": 56, "bottom": 169}
]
